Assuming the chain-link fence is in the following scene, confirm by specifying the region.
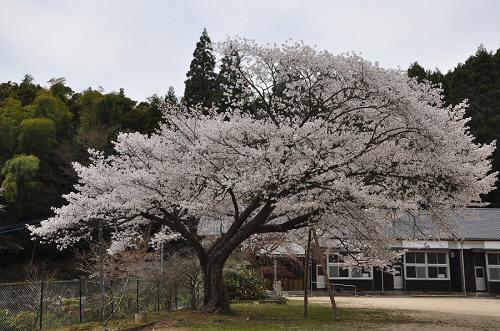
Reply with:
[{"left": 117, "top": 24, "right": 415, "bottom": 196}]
[{"left": 0, "top": 278, "right": 195, "bottom": 330}]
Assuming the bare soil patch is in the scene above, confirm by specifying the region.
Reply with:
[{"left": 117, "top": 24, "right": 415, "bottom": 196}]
[{"left": 289, "top": 296, "right": 500, "bottom": 330}]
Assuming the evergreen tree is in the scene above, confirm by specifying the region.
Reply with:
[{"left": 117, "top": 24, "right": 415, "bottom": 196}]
[
  {"left": 215, "top": 47, "right": 252, "bottom": 114},
  {"left": 184, "top": 28, "right": 218, "bottom": 110},
  {"left": 450, "top": 46, "right": 500, "bottom": 207},
  {"left": 165, "top": 86, "right": 178, "bottom": 105},
  {"left": 407, "top": 62, "right": 428, "bottom": 83},
  {"left": 144, "top": 94, "right": 165, "bottom": 132},
  {"left": 408, "top": 62, "right": 446, "bottom": 88}
]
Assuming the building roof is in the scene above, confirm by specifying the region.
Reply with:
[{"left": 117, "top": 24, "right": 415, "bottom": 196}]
[
  {"left": 391, "top": 208, "right": 500, "bottom": 241},
  {"left": 197, "top": 208, "right": 500, "bottom": 242},
  {"left": 264, "top": 243, "right": 306, "bottom": 256}
]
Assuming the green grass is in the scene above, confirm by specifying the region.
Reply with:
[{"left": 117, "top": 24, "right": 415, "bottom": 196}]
[
  {"left": 47, "top": 312, "right": 169, "bottom": 331},
  {"left": 48, "top": 302, "right": 429, "bottom": 330}
]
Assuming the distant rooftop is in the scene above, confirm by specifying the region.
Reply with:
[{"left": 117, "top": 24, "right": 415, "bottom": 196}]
[{"left": 391, "top": 208, "right": 500, "bottom": 241}]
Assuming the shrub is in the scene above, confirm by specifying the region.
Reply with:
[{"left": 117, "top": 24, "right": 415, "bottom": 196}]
[
  {"left": 0, "top": 309, "right": 10, "bottom": 330},
  {"left": 7, "top": 311, "right": 38, "bottom": 330},
  {"left": 57, "top": 297, "right": 80, "bottom": 314},
  {"left": 224, "top": 264, "right": 265, "bottom": 300}
]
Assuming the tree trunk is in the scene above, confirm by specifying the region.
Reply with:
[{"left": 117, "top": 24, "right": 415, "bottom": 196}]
[
  {"left": 201, "top": 263, "right": 230, "bottom": 313},
  {"left": 98, "top": 222, "right": 105, "bottom": 323},
  {"left": 312, "top": 228, "right": 337, "bottom": 311},
  {"left": 190, "top": 283, "right": 197, "bottom": 308}
]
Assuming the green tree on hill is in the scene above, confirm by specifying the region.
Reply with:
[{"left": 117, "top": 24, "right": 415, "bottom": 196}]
[
  {"left": 17, "top": 75, "right": 42, "bottom": 106},
  {"left": 215, "top": 47, "right": 253, "bottom": 114},
  {"left": 184, "top": 28, "right": 218, "bottom": 110},
  {"left": 18, "top": 118, "right": 57, "bottom": 158}
]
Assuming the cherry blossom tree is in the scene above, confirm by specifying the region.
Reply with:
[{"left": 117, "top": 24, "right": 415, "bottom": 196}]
[{"left": 30, "top": 39, "right": 496, "bottom": 313}]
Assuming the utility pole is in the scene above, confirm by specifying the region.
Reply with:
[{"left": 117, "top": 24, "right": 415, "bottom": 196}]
[{"left": 160, "top": 242, "right": 164, "bottom": 278}]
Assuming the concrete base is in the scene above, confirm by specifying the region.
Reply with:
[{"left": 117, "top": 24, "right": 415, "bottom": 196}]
[{"left": 134, "top": 312, "right": 146, "bottom": 323}]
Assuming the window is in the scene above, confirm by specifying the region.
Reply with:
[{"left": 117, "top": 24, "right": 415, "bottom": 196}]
[
  {"left": 329, "top": 254, "right": 344, "bottom": 263},
  {"left": 329, "top": 265, "right": 349, "bottom": 278},
  {"left": 405, "top": 252, "right": 425, "bottom": 264},
  {"left": 487, "top": 253, "right": 500, "bottom": 281},
  {"left": 351, "top": 266, "right": 372, "bottom": 278},
  {"left": 404, "top": 252, "right": 449, "bottom": 280},
  {"left": 326, "top": 254, "right": 373, "bottom": 279}
]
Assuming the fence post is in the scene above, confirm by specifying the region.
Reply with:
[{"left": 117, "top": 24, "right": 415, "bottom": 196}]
[
  {"left": 39, "top": 280, "right": 44, "bottom": 330},
  {"left": 174, "top": 284, "right": 178, "bottom": 310},
  {"left": 79, "top": 278, "right": 82, "bottom": 323},
  {"left": 157, "top": 280, "right": 160, "bottom": 312},
  {"left": 110, "top": 279, "right": 114, "bottom": 314},
  {"left": 136, "top": 279, "right": 139, "bottom": 313}
]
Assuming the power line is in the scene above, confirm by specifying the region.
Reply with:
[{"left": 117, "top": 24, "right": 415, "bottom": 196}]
[
  {"left": 0, "top": 219, "right": 42, "bottom": 231},
  {"left": 0, "top": 219, "right": 43, "bottom": 235}
]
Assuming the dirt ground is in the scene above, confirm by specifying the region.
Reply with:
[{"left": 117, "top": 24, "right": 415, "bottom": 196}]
[
  {"left": 292, "top": 296, "right": 500, "bottom": 316},
  {"left": 290, "top": 296, "right": 500, "bottom": 330},
  {"left": 145, "top": 297, "right": 500, "bottom": 330}
]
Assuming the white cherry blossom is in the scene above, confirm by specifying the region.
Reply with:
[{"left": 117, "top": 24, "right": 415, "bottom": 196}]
[{"left": 30, "top": 39, "right": 496, "bottom": 312}]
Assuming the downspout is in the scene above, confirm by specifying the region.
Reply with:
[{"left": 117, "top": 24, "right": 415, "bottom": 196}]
[
  {"left": 460, "top": 240, "right": 466, "bottom": 297},
  {"left": 485, "top": 251, "right": 491, "bottom": 294}
]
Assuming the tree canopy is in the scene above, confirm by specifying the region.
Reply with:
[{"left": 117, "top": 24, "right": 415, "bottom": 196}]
[
  {"left": 408, "top": 46, "right": 500, "bottom": 207},
  {"left": 30, "top": 39, "right": 496, "bottom": 312},
  {"left": 0, "top": 29, "right": 497, "bottom": 291}
]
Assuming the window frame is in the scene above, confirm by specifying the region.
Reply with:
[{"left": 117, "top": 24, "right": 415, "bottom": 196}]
[
  {"left": 486, "top": 252, "right": 500, "bottom": 282},
  {"left": 404, "top": 251, "right": 450, "bottom": 280},
  {"left": 326, "top": 253, "right": 373, "bottom": 280}
]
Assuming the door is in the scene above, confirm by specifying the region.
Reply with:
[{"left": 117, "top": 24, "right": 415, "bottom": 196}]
[
  {"left": 475, "top": 266, "right": 486, "bottom": 291},
  {"left": 393, "top": 265, "right": 403, "bottom": 290},
  {"left": 317, "top": 265, "right": 325, "bottom": 288}
]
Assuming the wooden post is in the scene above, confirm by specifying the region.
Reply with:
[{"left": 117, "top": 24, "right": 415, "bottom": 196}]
[
  {"left": 157, "top": 280, "right": 160, "bottom": 312},
  {"left": 174, "top": 284, "right": 178, "bottom": 310},
  {"left": 79, "top": 278, "right": 83, "bottom": 323},
  {"left": 312, "top": 228, "right": 336, "bottom": 311},
  {"left": 160, "top": 243, "right": 164, "bottom": 278},
  {"left": 273, "top": 258, "right": 278, "bottom": 298},
  {"left": 159, "top": 243, "right": 164, "bottom": 311},
  {"left": 304, "top": 228, "right": 312, "bottom": 317}
]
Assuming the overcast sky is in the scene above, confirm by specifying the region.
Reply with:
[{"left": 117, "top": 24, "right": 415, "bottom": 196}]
[{"left": 1, "top": 0, "right": 499, "bottom": 102}]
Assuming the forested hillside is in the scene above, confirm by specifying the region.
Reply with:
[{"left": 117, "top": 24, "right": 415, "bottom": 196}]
[
  {"left": 0, "top": 30, "right": 498, "bottom": 280},
  {"left": 0, "top": 77, "right": 170, "bottom": 225}
]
